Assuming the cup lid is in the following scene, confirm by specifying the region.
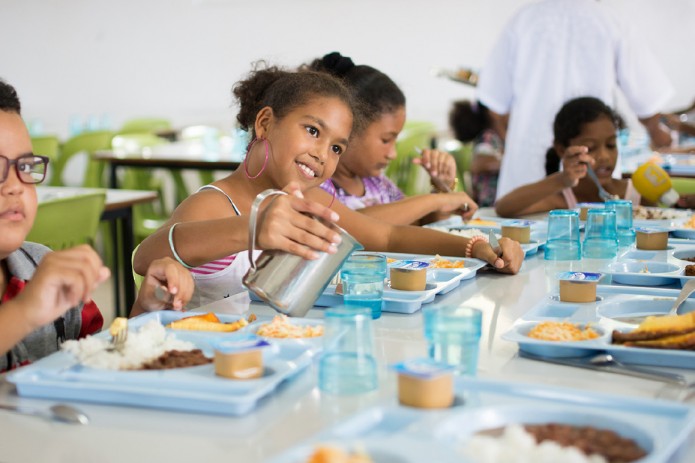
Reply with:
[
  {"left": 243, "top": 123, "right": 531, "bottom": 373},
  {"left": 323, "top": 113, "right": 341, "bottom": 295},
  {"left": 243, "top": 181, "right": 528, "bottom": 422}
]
[
  {"left": 634, "top": 227, "right": 669, "bottom": 234},
  {"left": 390, "top": 260, "right": 429, "bottom": 271},
  {"left": 501, "top": 219, "right": 533, "bottom": 227},
  {"left": 212, "top": 335, "right": 270, "bottom": 353},
  {"left": 557, "top": 271, "right": 602, "bottom": 282},
  {"left": 391, "top": 358, "right": 455, "bottom": 378}
]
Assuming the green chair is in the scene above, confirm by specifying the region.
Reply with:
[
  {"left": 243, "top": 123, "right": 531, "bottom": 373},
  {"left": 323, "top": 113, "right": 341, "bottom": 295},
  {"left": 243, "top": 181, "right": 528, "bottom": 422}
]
[
  {"left": 111, "top": 133, "right": 170, "bottom": 243},
  {"left": 31, "top": 135, "right": 61, "bottom": 185},
  {"left": 31, "top": 135, "right": 60, "bottom": 160},
  {"left": 50, "top": 130, "right": 114, "bottom": 188},
  {"left": 385, "top": 121, "right": 437, "bottom": 196},
  {"left": 27, "top": 192, "right": 106, "bottom": 250},
  {"left": 119, "top": 118, "right": 172, "bottom": 135},
  {"left": 671, "top": 177, "right": 695, "bottom": 195}
]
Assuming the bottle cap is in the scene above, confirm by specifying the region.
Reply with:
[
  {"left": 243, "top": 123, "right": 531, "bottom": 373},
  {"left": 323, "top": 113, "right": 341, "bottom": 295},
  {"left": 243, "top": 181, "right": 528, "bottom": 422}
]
[{"left": 660, "top": 189, "right": 680, "bottom": 207}]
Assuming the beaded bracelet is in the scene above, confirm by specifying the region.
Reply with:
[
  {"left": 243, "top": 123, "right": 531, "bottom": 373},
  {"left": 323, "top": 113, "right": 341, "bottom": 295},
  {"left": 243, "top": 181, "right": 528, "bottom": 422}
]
[
  {"left": 168, "top": 223, "right": 194, "bottom": 269},
  {"left": 465, "top": 235, "right": 488, "bottom": 258}
]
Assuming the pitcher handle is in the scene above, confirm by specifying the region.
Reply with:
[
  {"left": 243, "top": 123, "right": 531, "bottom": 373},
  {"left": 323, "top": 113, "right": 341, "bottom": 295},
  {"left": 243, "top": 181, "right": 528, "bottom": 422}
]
[{"left": 248, "top": 189, "right": 288, "bottom": 270}]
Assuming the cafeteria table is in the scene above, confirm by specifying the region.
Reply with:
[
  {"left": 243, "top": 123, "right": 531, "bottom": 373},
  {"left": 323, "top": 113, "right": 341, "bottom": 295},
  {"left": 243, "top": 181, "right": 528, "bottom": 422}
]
[{"left": 1, "top": 235, "right": 693, "bottom": 462}]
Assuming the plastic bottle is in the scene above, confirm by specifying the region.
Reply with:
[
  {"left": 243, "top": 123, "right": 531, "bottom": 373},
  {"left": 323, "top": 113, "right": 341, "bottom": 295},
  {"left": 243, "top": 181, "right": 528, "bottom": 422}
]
[{"left": 631, "top": 162, "right": 679, "bottom": 206}]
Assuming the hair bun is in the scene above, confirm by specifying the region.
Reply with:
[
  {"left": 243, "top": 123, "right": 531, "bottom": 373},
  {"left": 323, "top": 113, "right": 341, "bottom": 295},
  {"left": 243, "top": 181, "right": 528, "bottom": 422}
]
[{"left": 321, "top": 52, "right": 355, "bottom": 77}]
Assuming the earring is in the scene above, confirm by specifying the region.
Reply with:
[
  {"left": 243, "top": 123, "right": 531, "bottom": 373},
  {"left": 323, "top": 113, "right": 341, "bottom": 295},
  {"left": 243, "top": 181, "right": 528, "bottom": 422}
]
[{"left": 243, "top": 137, "right": 270, "bottom": 179}]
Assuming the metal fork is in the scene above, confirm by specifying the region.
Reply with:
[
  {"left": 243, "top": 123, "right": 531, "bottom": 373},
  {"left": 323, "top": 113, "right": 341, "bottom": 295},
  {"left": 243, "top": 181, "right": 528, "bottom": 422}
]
[
  {"left": 106, "top": 317, "right": 128, "bottom": 352},
  {"left": 585, "top": 164, "right": 618, "bottom": 202}
]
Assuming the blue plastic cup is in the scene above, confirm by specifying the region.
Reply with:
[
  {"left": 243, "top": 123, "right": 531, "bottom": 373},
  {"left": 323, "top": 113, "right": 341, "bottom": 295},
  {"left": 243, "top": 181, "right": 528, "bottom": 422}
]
[
  {"left": 340, "top": 252, "right": 387, "bottom": 319},
  {"left": 583, "top": 209, "right": 618, "bottom": 258},
  {"left": 544, "top": 209, "right": 581, "bottom": 260},
  {"left": 423, "top": 306, "right": 482, "bottom": 375},
  {"left": 319, "top": 307, "right": 378, "bottom": 395},
  {"left": 605, "top": 199, "right": 635, "bottom": 247}
]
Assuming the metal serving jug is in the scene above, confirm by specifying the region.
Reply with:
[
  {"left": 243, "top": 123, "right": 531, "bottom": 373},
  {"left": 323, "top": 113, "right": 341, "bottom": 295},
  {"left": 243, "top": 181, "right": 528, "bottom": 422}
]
[{"left": 242, "top": 189, "right": 363, "bottom": 317}]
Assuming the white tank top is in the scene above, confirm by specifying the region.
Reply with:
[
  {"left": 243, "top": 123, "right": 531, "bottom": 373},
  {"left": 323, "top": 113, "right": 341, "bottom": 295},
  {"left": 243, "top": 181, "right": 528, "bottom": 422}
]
[{"left": 187, "top": 185, "right": 261, "bottom": 309}]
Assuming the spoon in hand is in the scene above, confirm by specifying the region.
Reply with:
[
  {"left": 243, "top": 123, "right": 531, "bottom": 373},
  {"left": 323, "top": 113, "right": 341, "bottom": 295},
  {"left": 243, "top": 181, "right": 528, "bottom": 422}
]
[{"left": 0, "top": 402, "right": 89, "bottom": 425}]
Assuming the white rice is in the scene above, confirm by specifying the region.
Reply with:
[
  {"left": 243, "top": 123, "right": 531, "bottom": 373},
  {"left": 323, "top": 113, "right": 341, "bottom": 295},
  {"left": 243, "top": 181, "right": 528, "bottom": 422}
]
[
  {"left": 430, "top": 226, "right": 500, "bottom": 239},
  {"left": 61, "top": 320, "right": 195, "bottom": 370},
  {"left": 463, "top": 425, "right": 607, "bottom": 463}
]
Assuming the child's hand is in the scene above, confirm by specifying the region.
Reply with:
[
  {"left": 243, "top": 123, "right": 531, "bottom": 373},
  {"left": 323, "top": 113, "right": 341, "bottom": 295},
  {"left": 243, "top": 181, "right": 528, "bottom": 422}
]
[
  {"left": 470, "top": 237, "right": 524, "bottom": 274},
  {"left": 256, "top": 182, "right": 342, "bottom": 260},
  {"left": 436, "top": 192, "right": 479, "bottom": 220},
  {"left": 413, "top": 149, "right": 458, "bottom": 191},
  {"left": 561, "top": 146, "right": 593, "bottom": 187},
  {"left": 15, "top": 245, "right": 110, "bottom": 330},
  {"left": 136, "top": 257, "right": 194, "bottom": 312}
]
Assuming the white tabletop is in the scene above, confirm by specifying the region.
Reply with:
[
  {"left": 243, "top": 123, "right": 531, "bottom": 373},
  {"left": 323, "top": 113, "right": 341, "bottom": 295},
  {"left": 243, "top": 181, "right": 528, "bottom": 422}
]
[{"left": 1, "top": 219, "right": 694, "bottom": 462}]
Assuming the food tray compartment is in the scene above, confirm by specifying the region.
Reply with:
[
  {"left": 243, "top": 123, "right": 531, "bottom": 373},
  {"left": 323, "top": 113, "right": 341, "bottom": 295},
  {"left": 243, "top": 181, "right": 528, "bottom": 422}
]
[
  {"left": 502, "top": 287, "right": 695, "bottom": 368},
  {"left": 7, "top": 311, "right": 314, "bottom": 416}
]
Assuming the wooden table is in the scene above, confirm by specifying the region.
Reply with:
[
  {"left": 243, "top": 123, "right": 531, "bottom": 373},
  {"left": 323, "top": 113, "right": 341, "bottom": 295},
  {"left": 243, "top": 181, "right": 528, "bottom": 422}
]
[{"left": 37, "top": 187, "right": 158, "bottom": 317}]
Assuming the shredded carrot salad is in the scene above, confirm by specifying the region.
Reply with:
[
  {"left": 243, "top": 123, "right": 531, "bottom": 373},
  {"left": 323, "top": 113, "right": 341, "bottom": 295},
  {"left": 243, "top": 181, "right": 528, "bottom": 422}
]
[
  {"left": 527, "top": 321, "right": 599, "bottom": 342},
  {"left": 256, "top": 315, "right": 323, "bottom": 338},
  {"left": 429, "top": 255, "right": 465, "bottom": 269}
]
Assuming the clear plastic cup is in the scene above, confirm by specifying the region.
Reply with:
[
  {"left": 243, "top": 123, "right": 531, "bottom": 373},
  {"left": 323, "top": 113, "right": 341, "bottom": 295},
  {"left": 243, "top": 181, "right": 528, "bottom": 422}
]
[
  {"left": 583, "top": 209, "right": 618, "bottom": 259},
  {"left": 423, "top": 306, "right": 482, "bottom": 376},
  {"left": 544, "top": 209, "right": 581, "bottom": 260},
  {"left": 605, "top": 199, "right": 635, "bottom": 247},
  {"left": 318, "top": 307, "right": 378, "bottom": 395},
  {"left": 340, "top": 252, "right": 387, "bottom": 319}
]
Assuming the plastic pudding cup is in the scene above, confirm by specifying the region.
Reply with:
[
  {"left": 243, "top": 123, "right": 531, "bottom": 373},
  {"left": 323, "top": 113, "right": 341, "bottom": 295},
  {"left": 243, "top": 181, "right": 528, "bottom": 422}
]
[
  {"left": 389, "top": 260, "right": 429, "bottom": 291},
  {"left": 213, "top": 337, "right": 270, "bottom": 380},
  {"left": 557, "top": 271, "right": 602, "bottom": 303},
  {"left": 392, "top": 358, "right": 455, "bottom": 409},
  {"left": 577, "top": 202, "right": 604, "bottom": 221},
  {"left": 501, "top": 220, "right": 532, "bottom": 244},
  {"left": 635, "top": 228, "right": 669, "bottom": 250}
]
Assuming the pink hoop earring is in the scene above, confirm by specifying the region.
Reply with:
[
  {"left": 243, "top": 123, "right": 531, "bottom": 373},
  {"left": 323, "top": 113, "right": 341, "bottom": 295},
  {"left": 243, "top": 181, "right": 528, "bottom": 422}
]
[
  {"left": 243, "top": 137, "right": 270, "bottom": 179},
  {"left": 327, "top": 178, "right": 337, "bottom": 208}
]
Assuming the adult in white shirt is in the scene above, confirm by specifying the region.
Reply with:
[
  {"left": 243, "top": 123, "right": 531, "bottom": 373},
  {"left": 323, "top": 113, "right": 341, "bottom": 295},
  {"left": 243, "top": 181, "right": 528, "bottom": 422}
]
[{"left": 477, "top": 0, "right": 674, "bottom": 199}]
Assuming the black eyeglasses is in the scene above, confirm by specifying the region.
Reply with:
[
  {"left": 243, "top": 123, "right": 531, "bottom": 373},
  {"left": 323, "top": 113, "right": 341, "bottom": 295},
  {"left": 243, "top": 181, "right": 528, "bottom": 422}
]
[{"left": 0, "top": 154, "right": 50, "bottom": 185}]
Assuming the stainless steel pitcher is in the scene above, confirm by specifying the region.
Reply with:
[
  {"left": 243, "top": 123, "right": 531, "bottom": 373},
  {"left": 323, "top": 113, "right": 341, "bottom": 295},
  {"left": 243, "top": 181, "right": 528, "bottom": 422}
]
[{"left": 242, "top": 189, "right": 363, "bottom": 317}]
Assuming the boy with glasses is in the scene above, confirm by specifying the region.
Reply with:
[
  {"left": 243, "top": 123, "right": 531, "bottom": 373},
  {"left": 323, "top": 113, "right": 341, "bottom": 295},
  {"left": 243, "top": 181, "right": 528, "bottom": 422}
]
[{"left": 0, "top": 79, "right": 193, "bottom": 372}]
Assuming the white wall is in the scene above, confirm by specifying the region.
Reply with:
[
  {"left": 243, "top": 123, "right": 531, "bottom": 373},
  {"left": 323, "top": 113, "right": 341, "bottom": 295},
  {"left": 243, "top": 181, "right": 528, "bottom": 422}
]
[{"left": 2, "top": 0, "right": 693, "bottom": 138}]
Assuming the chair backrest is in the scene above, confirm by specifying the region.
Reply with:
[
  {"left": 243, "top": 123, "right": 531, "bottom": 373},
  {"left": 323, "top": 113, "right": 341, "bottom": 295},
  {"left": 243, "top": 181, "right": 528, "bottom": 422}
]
[
  {"left": 27, "top": 192, "right": 106, "bottom": 250},
  {"left": 671, "top": 177, "right": 695, "bottom": 195},
  {"left": 385, "top": 121, "right": 437, "bottom": 196},
  {"left": 119, "top": 118, "right": 172, "bottom": 134},
  {"left": 50, "top": 130, "right": 114, "bottom": 188},
  {"left": 31, "top": 135, "right": 61, "bottom": 160}
]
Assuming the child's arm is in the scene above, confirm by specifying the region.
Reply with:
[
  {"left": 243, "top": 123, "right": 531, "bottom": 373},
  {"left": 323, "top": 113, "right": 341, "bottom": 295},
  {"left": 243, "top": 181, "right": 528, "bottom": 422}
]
[
  {"left": 129, "top": 257, "right": 195, "bottom": 317},
  {"left": 412, "top": 148, "right": 459, "bottom": 193},
  {"left": 0, "top": 246, "right": 109, "bottom": 356},
  {"left": 355, "top": 192, "right": 478, "bottom": 225},
  {"left": 133, "top": 182, "right": 341, "bottom": 276},
  {"left": 305, "top": 188, "right": 524, "bottom": 275},
  {"left": 495, "top": 146, "right": 593, "bottom": 217}
]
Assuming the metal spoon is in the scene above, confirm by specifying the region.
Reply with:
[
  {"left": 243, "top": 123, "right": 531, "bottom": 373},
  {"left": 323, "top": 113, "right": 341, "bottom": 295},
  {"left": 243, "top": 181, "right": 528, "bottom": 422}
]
[
  {"left": 589, "top": 353, "right": 686, "bottom": 385},
  {"left": 0, "top": 402, "right": 89, "bottom": 425},
  {"left": 613, "top": 279, "right": 695, "bottom": 324}
]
